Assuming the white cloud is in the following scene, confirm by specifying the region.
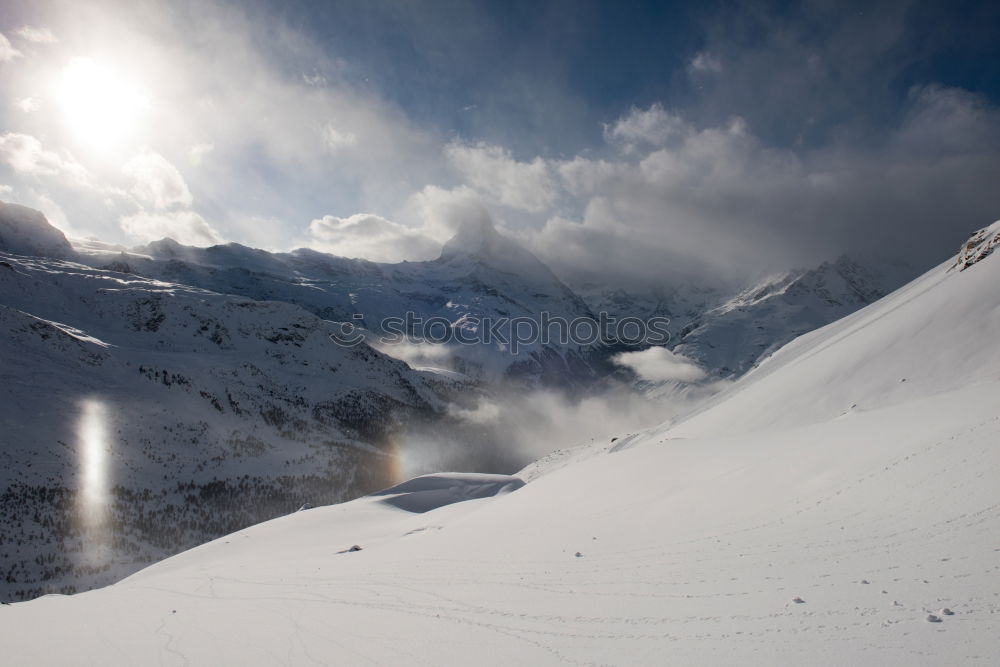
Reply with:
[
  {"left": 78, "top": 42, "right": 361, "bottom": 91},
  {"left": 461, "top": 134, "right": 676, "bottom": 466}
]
[
  {"left": 0, "top": 133, "right": 90, "bottom": 184},
  {"left": 25, "top": 190, "right": 74, "bottom": 235},
  {"left": 0, "top": 133, "right": 61, "bottom": 175},
  {"left": 689, "top": 51, "right": 722, "bottom": 74},
  {"left": 322, "top": 124, "right": 357, "bottom": 151},
  {"left": 15, "top": 26, "right": 58, "bottom": 44},
  {"left": 0, "top": 184, "right": 13, "bottom": 194},
  {"left": 613, "top": 347, "right": 708, "bottom": 383},
  {"left": 13, "top": 97, "right": 39, "bottom": 113},
  {"left": 603, "top": 103, "right": 691, "bottom": 152},
  {"left": 306, "top": 213, "right": 440, "bottom": 262},
  {"left": 302, "top": 71, "right": 328, "bottom": 86},
  {"left": 557, "top": 157, "right": 624, "bottom": 197},
  {"left": 445, "top": 142, "right": 557, "bottom": 212},
  {"left": 0, "top": 33, "right": 22, "bottom": 61},
  {"left": 120, "top": 210, "right": 222, "bottom": 246},
  {"left": 188, "top": 142, "right": 214, "bottom": 166},
  {"left": 408, "top": 185, "right": 494, "bottom": 241},
  {"left": 122, "top": 152, "right": 193, "bottom": 209},
  {"left": 449, "top": 399, "right": 502, "bottom": 425},
  {"left": 375, "top": 340, "right": 453, "bottom": 367},
  {"left": 118, "top": 152, "right": 221, "bottom": 246}
]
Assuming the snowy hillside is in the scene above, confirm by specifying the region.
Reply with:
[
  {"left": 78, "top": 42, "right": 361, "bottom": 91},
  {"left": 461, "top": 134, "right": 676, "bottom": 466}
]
[
  {"left": 0, "top": 249, "right": 465, "bottom": 601},
  {"left": 4, "top": 223, "right": 998, "bottom": 664}
]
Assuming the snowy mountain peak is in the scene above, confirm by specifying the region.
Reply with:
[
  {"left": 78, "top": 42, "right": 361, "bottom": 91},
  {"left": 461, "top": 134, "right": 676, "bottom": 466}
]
[
  {"left": 437, "top": 216, "right": 561, "bottom": 286},
  {"left": 730, "top": 255, "right": 911, "bottom": 312},
  {"left": 0, "top": 201, "right": 75, "bottom": 259},
  {"left": 672, "top": 254, "right": 915, "bottom": 378},
  {"left": 137, "top": 236, "right": 186, "bottom": 258},
  {"left": 789, "top": 255, "right": 898, "bottom": 305},
  {"left": 439, "top": 216, "right": 501, "bottom": 258},
  {"left": 954, "top": 220, "right": 1000, "bottom": 271}
]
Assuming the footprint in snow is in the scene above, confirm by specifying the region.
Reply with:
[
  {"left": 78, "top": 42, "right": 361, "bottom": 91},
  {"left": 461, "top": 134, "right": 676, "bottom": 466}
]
[
  {"left": 940, "top": 608, "right": 954, "bottom": 615},
  {"left": 926, "top": 614, "right": 943, "bottom": 623},
  {"left": 792, "top": 597, "right": 805, "bottom": 604}
]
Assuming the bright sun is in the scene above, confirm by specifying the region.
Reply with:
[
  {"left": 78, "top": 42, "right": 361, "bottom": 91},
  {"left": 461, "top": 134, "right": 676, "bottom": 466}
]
[{"left": 55, "top": 58, "right": 149, "bottom": 152}]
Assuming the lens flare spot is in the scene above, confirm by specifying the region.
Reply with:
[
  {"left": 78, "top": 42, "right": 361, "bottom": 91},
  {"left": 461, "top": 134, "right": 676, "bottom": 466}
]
[{"left": 76, "top": 399, "right": 111, "bottom": 537}]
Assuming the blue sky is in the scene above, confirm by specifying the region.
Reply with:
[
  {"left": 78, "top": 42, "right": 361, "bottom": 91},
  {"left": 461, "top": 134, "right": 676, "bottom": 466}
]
[{"left": 0, "top": 0, "right": 998, "bottom": 286}]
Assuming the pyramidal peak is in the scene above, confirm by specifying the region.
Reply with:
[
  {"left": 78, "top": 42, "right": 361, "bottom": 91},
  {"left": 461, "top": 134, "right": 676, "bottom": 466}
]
[
  {"left": 439, "top": 216, "right": 503, "bottom": 259},
  {"left": 437, "top": 217, "right": 553, "bottom": 279}
]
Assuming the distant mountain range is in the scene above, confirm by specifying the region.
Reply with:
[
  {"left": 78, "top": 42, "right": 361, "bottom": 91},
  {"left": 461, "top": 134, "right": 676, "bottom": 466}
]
[{"left": 50, "top": 206, "right": 916, "bottom": 385}]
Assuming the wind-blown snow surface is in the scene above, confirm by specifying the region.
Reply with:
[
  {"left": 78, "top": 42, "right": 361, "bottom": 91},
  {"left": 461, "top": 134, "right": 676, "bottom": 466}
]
[{"left": 4, "top": 228, "right": 999, "bottom": 664}]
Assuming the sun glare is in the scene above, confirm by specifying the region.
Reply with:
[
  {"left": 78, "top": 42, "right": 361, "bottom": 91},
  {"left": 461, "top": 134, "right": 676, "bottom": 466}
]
[{"left": 55, "top": 58, "right": 150, "bottom": 152}]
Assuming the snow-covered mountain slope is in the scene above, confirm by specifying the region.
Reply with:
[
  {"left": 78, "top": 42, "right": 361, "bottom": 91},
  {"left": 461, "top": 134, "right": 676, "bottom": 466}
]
[
  {"left": 0, "top": 201, "right": 75, "bottom": 259},
  {"left": 666, "top": 226, "right": 1000, "bottom": 438},
  {"left": 5, "top": 224, "right": 998, "bottom": 664},
  {"left": 671, "top": 255, "right": 915, "bottom": 377},
  {"left": 74, "top": 218, "right": 600, "bottom": 386},
  {"left": 575, "top": 255, "right": 914, "bottom": 383},
  {"left": 0, "top": 250, "right": 465, "bottom": 601},
  {"left": 575, "top": 281, "right": 727, "bottom": 329}
]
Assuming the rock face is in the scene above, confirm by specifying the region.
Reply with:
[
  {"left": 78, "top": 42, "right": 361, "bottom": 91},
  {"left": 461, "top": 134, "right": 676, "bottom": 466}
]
[
  {"left": 954, "top": 221, "right": 1000, "bottom": 271},
  {"left": 0, "top": 201, "right": 75, "bottom": 259}
]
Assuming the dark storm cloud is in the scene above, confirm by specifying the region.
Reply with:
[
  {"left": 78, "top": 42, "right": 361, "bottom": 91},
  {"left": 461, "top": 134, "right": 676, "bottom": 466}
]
[
  {"left": 679, "top": 0, "right": 1000, "bottom": 148},
  {"left": 527, "top": 85, "right": 1000, "bottom": 287}
]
